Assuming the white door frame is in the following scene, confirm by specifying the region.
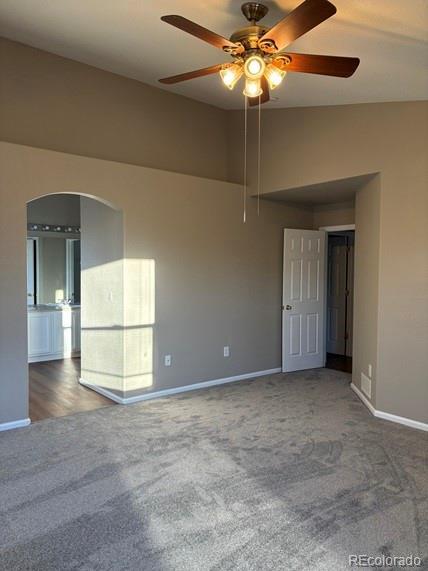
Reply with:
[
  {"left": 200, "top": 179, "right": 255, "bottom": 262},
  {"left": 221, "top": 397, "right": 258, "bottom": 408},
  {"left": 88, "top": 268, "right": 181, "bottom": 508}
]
[
  {"left": 26, "top": 237, "right": 40, "bottom": 305},
  {"left": 319, "top": 225, "right": 355, "bottom": 232},
  {"left": 319, "top": 224, "right": 356, "bottom": 365},
  {"left": 66, "top": 238, "right": 80, "bottom": 302}
]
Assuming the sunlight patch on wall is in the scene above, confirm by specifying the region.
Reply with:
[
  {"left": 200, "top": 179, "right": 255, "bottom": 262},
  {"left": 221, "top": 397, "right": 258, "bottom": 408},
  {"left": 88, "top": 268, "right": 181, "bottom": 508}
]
[
  {"left": 124, "top": 259, "right": 155, "bottom": 326},
  {"left": 81, "top": 329, "right": 125, "bottom": 391},
  {"left": 81, "top": 258, "right": 156, "bottom": 394},
  {"left": 124, "top": 258, "right": 155, "bottom": 392},
  {"left": 82, "top": 259, "right": 124, "bottom": 328},
  {"left": 124, "top": 326, "right": 153, "bottom": 391},
  {"left": 81, "top": 259, "right": 125, "bottom": 393}
]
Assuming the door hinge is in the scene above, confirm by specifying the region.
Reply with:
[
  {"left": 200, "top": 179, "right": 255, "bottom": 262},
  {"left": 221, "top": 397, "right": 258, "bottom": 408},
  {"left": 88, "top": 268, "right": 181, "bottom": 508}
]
[
  {"left": 345, "top": 288, "right": 350, "bottom": 296},
  {"left": 344, "top": 331, "right": 349, "bottom": 340}
]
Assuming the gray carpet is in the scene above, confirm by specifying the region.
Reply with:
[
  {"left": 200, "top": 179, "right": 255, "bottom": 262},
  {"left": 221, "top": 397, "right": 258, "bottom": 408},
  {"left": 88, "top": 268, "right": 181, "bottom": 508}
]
[{"left": 0, "top": 369, "right": 427, "bottom": 571}]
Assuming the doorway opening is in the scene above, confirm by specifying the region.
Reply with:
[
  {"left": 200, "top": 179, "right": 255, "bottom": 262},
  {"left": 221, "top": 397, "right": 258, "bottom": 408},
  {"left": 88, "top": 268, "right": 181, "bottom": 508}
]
[
  {"left": 26, "top": 193, "right": 117, "bottom": 421},
  {"left": 281, "top": 225, "right": 355, "bottom": 375},
  {"left": 325, "top": 229, "right": 355, "bottom": 373}
]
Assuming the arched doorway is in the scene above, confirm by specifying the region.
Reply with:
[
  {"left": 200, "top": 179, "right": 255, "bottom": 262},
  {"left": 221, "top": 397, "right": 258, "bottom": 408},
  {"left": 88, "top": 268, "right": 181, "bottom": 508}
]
[{"left": 26, "top": 192, "right": 123, "bottom": 420}]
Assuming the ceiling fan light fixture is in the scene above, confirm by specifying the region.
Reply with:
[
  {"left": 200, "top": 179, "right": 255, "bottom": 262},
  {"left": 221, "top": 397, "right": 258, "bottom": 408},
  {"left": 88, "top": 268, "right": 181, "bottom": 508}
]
[
  {"left": 264, "top": 63, "right": 287, "bottom": 90},
  {"left": 243, "top": 77, "right": 263, "bottom": 98},
  {"left": 220, "top": 62, "right": 243, "bottom": 90},
  {"left": 244, "top": 55, "right": 265, "bottom": 79},
  {"left": 160, "top": 2, "right": 360, "bottom": 106}
]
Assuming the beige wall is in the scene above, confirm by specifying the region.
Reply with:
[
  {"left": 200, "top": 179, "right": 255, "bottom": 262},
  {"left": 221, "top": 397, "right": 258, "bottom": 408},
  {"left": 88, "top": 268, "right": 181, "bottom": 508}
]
[
  {"left": 80, "top": 197, "right": 125, "bottom": 396},
  {"left": 312, "top": 201, "right": 355, "bottom": 228},
  {"left": 27, "top": 194, "right": 80, "bottom": 226},
  {"left": 0, "top": 142, "right": 312, "bottom": 422},
  {"left": 0, "top": 38, "right": 230, "bottom": 182},
  {"left": 1, "top": 37, "right": 426, "bottom": 426},
  {"left": 229, "top": 101, "right": 428, "bottom": 423},
  {"left": 353, "top": 177, "right": 381, "bottom": 406}
]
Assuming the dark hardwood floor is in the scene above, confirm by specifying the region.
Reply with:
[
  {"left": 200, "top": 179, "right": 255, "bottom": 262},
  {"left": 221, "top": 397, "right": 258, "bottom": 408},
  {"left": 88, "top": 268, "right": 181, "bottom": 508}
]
[
  {"left": 326, "top": 353, "right": 352, "bottom": 374},
  {"left": 29, "top": 358, "right": 115, "bottom": 421}
]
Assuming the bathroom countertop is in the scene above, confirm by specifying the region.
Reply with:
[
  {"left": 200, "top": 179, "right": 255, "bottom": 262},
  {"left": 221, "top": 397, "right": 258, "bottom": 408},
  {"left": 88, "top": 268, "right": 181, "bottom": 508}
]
[{"left": 28, "top": 304, "right": 81, "bottom": 312}]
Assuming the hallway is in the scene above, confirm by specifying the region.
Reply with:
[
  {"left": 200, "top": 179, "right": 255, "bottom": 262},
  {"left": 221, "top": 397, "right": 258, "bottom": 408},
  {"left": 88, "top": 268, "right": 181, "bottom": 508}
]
[{"left": 29, "top": 358, "right": 115, "bottom": 421}]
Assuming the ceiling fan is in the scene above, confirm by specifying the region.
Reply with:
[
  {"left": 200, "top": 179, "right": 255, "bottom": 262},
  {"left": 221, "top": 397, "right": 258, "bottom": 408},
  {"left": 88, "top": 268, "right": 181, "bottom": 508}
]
[{"left": 159, "top": 0, "right": 360, "bottom": 106}]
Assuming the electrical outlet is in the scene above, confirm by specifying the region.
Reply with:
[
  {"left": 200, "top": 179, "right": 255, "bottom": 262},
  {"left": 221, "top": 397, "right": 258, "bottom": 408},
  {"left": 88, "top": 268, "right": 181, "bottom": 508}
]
[
  {"left": 164, "top": 355, "right": 171, "bottom": 367},
  {"left": 223, "top": 346, "right": 230, "bottom": 357},
  {"left": 368, "top": 364, "right": 372, "bottom": 378}
]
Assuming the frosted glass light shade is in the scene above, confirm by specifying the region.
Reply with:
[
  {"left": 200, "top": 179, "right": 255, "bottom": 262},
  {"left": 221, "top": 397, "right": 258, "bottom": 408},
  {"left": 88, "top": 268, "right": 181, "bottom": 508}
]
[
  {"left": 220, "top": 63, "right": 243, "bottom": 90},
  {"left": 243, "top": 78, "right": 262, "bottom": 98},
  {"left": 265, "top": 64, "right": 287, "bottom": 90},
  {"left": 244, "top": 55, "right": 266, "bottom": 79}
]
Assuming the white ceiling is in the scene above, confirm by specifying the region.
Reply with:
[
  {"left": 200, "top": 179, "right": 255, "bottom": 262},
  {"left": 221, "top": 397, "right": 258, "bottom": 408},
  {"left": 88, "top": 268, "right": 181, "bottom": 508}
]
[{"left": 0, "top": 0, "right": 427, "bottom": 110}]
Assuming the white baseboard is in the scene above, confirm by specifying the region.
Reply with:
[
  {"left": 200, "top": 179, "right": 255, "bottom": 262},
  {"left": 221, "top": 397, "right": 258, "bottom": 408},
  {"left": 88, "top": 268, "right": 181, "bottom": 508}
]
[
  {"left": 0, "top": 418, "right": 31, "bottom": 432},
  {"left": 80, "top": 367, "right": 282, "bottom": 405},
  {"left": 374, "top": 410, "right": 428, "bottom": 432},
  {"left": 350, "top": 383, "right": 376, "bottom": 415},
  {"left": 28, "top": 351, "right": 80, "bottom": 364},
  {"left": 79, "top": 379, "right": 124, "bottom": 404},
  {"left": 350, "top": 383, "right": 428, "bottom": 432}
]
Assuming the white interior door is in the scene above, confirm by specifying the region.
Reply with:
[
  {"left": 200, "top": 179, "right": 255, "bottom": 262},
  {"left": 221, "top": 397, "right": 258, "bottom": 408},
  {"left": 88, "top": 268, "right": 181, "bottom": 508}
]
[
  {"left": 26, "top": 238, "right": 35, "bottom": 306},
  {"left": 282, "top": 229, "right": 325, "bottom": 372}
]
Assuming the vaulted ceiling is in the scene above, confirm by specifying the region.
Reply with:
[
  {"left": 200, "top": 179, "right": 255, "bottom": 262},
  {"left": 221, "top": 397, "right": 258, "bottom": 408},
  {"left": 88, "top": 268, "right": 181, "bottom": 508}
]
[{"left": 0, "top": 0, "right": 427, "bottom": 109}]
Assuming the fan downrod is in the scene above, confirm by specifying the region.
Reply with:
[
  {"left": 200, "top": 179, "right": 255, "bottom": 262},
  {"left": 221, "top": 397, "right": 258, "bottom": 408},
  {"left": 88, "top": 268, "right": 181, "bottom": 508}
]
[{"left": 241, "top": 2, "right": 269, "bottom": 24}]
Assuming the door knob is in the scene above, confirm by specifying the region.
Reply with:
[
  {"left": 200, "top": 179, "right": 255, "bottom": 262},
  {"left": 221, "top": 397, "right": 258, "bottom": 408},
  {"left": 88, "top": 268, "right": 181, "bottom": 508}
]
[{"left": 285, "top": 305, "right": 292, "bottom": 310}]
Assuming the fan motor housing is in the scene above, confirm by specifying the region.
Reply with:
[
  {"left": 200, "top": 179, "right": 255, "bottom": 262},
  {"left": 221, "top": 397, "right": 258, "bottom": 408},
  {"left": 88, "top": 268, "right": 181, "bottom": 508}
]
[{"left": 229, "top": 25, "right": 269, "bottom": 52}]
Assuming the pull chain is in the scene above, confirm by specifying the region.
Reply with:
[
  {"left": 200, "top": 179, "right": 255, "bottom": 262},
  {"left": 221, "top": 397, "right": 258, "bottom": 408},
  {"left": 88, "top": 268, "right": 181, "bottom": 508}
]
[
  {"left": 243, "top": 95, "right": 248, "bottom": 223},
  {"left": 242, "top": 94, "right": 262, "bottom": 222},
  {"left": 257, "top": 94, "right": 261, "bottom": 216}
]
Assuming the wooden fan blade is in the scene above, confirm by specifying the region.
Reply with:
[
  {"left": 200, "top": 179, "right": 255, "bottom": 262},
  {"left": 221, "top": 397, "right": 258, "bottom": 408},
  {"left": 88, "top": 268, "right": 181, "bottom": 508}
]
[
  {"left": 276, "top": 53, "right": 359, "bottom": 77},
  {"left": 161, "top": 15, "right": 242, "bottom": 52},
  {"left": 248, "top": 77, "right": 270, "bottom": 106},
  {"left": 159, "top": 64, "right": 226, "bottom": 84},
  {"left": 259, "top": 0, "right": 336, "bottom": 52}
]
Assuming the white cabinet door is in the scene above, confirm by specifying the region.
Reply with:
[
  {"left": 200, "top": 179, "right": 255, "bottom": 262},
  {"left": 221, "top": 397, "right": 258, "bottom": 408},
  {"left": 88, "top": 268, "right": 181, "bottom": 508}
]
[
  {"left": 28, "top": 313, "right": 52, "bottom": 357},
  {"left": 72, "top": 310, "right": 81, "bottom": 352},
  {"left": 282, "top": 229, "right": 326, "bottom": 372},
  {"left": 51, "top": 309, "right": 73, "bottom": 356},
  {"left": 28, "top": 308, "right": 80, "bottom": 362}
]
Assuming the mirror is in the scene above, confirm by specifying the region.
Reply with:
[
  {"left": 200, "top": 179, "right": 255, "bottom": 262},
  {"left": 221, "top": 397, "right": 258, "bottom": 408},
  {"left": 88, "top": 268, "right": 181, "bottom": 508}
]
[{"left": 26, "top": 236, "right": 81, "bottom": 305}]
